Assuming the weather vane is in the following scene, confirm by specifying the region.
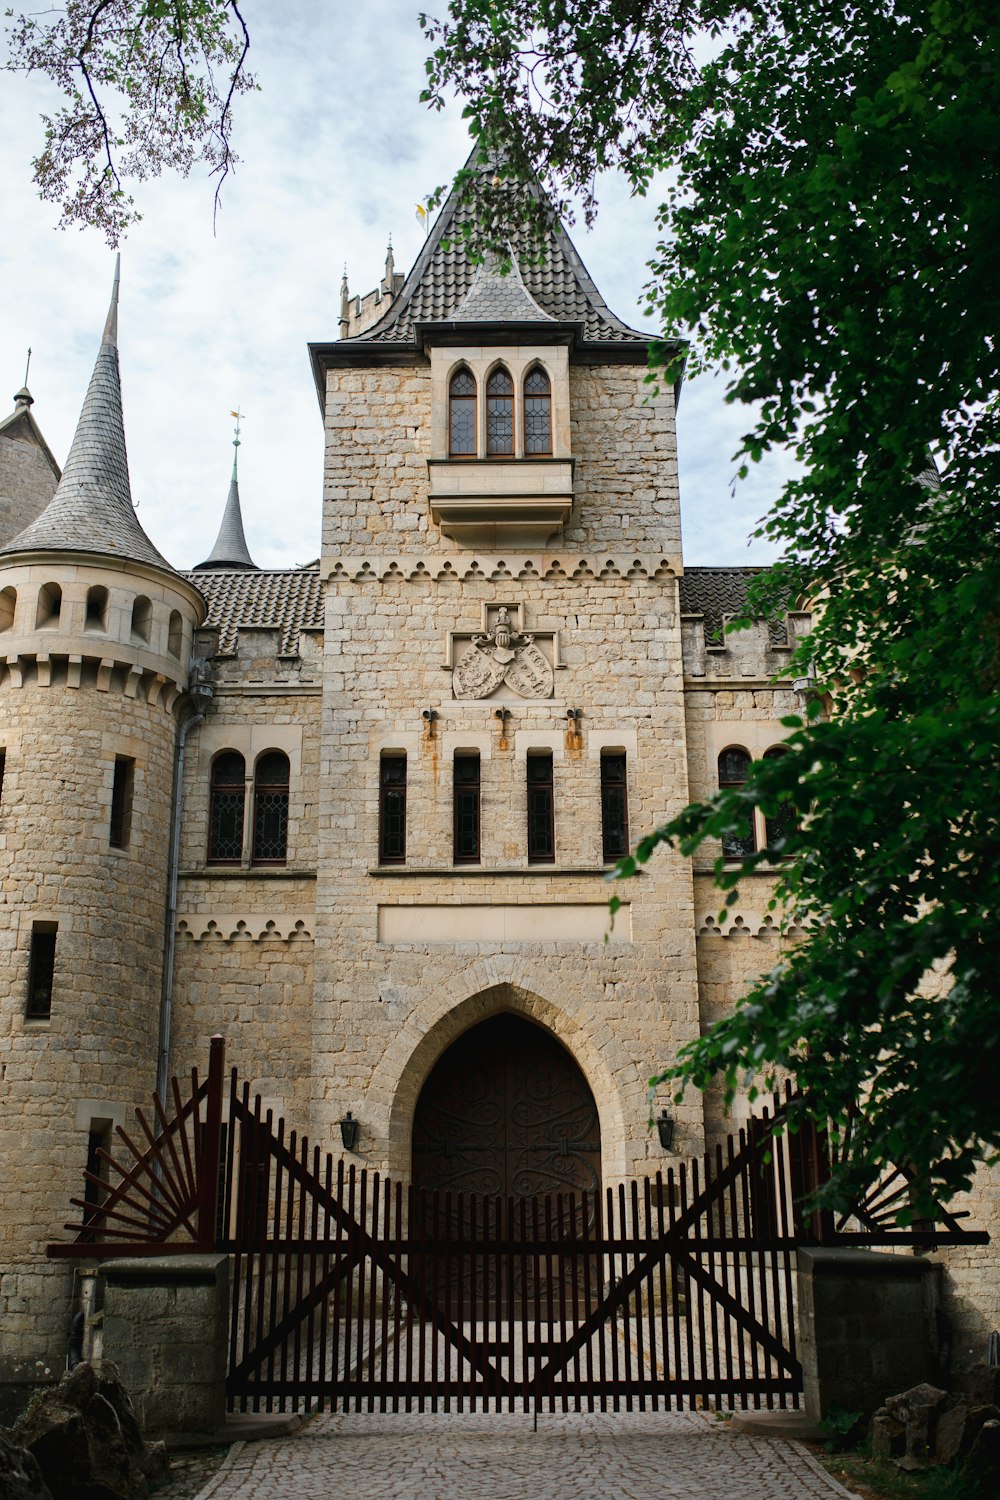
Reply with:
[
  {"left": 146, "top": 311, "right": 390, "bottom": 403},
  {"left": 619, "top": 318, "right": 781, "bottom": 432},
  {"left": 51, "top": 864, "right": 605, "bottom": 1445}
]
[
  {"left": 229, "top": 407, "right": 244, "bottom": 450},
  {"left": 24, "top": 348, "right": 31, "bottom": 386}
]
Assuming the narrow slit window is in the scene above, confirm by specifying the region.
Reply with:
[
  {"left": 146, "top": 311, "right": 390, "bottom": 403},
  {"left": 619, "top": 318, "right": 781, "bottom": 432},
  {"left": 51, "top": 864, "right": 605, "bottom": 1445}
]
[
  {"left": 252, "top": 751, "right": 290, "bottom": 865},
  {"left": 26, "top": 922, "right": 57, "bottom": 1019},
  {"left": 601, "top": 752, "right": 629, "bottom": 862},
  {"left": 524, "top": 366, "right": 552, "bottom": 455},
  {"left": 109, "top": 756, "right": 135, "bottom": 849},
  {"left": 82, "top": 1121, "right": 113, "bottom": 1229},
  {"left": 486, "top": 367, "right": 514, "bottom": 455},
  {"left": 453, "top": 753, "right": 481, "bottom": 864},
  {"left": 449, "top": 368, "right": 477, "bottom": 457},
  {"left": 208, "top": 751, "right": 246, "bottom": 864},
  {"left": 526, "top": 752, "right": 555, "bottom": 863},
  {"left": 763, "top": 746, "right": 797, "bottom": 854},
  {"left": 0, "top": 749, "right": 6, "bottom": 806},
  {"left": 379, "top": 754, "right": 407, "bottom": 865},
  {"left": 718, "top": 747, "right": 756, "bottom": 857}
]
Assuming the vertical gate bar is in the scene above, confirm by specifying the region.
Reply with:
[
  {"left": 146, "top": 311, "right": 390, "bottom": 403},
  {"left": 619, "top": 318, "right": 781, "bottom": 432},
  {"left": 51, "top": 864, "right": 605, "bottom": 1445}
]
[
  {"left": 443, "top": 1189, "right": 453, "bottom": 1412},
  {"left": 227, "top": 1083, "right": 249, "bottom": 1411},
  {"left": 253, "top": 1108, "right": 274, "bottom": 1414},
  {"left": 725, "top": 1135, "right": 748, "bottom": 1400},
  {"left": 631, "top": 1180, "right": 647, "bottom": 1411},
  {"left": 606, "top": 1185, "right": 621, "bottom": 1411},
  {"left": 679, "top": 1162, "right": 696, "bottom": 1410},
  {"left": 455, "top": 1190, "right": 465, "bottom": 1413},
  {"left": 354, "top": 1169, "right": 369, "bottom": 1413},
  {"left": 519, "top": 1195, "right": 530, "bottom": 1414},
  {"left": 366, "top": 1173, "right": 380, "bottom": 1413},
  {"left": 405, "top": 1183, "right": 416, "bottom": 1414},
  {"left": 692, "top": 1159, "right": 712, "bottom": 1411},
  {"left": 263, "top": 1116, "right": 286, "bottom": 1413},
  {"left": 764, "top": 1107, "right": 783, "bottom": 1409},
  {"left": 492, "top": 1192, "right": 503, "bottom": 1411},
  {"left": 770, "top": 1126, "right": 788, "bottom": 1407},
  {"left": 277, "top": 1128, "right": 297, "bottom": 1413},
  {"left": 291, "top": 1136, "right": 309, "bottom": 1411},
  {"left": 540, "top": 1193, "right": 552, "bottom": 1412},
  {"left": 467, "top": 1191, "right": 478, "bottom": 1411},
  {"left": 322, "top": 1156, "right": 338, "bottom": 1413},
  {"left": 703, "top": 1150, "right": 723, "bottom": 1408},
  {"left": 578, "top": 1188, "right": 595, "bottom": 1414},
  {"left": 329, "top": 1159, "right": 344, "bottom": 1411},
  {"left": 391, "top": 1180, "right": 402, "bottom": 1414},
  {"left": 242, "top": 1092, "right": 263, "bottom": 1411},
  {"left": 415, "top": 1188, "right": 427, "bottom": 1413},
  {"left": 531, "top": 1194, "right": 542, "bottom": 1417},
  {"left": 379, "top": 1176, "right": 391, "bottom": 1413},
  {"left": 197, "top": 1035, "right": 225, "bottom": 1250},
  {"left": 592, "top": 1188, "right": 607, "bottom": 1414},
  {"left": 506, "top": 1194, "right": 515, "bottom": 1414},
  {"left": 617, "top": 1183, "right": 634, "bottom": 1411},
  {"left": 341, "top": 1165, "right": 356, "bottom": 1412},
  {"left": 665, "top": 1168, "right": 682, "bottom": 1412},
  {"left": 773, "top": 1128, "right": 795, "bottom": 1407},
  {"left": 222, "top": 1067, "right": 238, "bottom": 1244},
  {"left": 555, "top": 1193, "right": 568, "bottom": 1413},
  {"left": 737, "top": 1129, "right": 761, "bottom": 1407},
  {"left": 430, "top": 1187, "right": 440, "bottom": 1412},
  {"left": 753, "top": 1119, "right": 775, "bottom": 1408},
  {"left": 566, "top": 1191, "right": 581, "bottom": 1412},
  {"left": 305, "top": 1143, "right": 320, "bottom": 1410},
  {"left": 643, "top": 1178, "right": 659, "bottom": 1410},
  {"left": 716, "top": 1144, "right": 735, "bottom": 1409}
]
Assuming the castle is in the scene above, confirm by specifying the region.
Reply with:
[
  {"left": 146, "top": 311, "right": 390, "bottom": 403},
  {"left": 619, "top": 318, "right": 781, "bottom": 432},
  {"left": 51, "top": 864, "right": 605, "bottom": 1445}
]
[{"left": 0, "top": 161, "right": 994, "bottom": 1385}]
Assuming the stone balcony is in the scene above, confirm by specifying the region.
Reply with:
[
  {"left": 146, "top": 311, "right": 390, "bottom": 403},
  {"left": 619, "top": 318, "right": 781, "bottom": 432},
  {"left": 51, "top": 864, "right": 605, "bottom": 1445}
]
[{"left": 427, "top": 458, "right": 574, "bottom": 546}]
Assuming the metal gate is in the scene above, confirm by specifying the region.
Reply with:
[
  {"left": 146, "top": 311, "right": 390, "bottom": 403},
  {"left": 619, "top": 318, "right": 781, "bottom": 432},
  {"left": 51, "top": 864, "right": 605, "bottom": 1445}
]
[{"left": 49, "top": 1037, "right": 989, "bottom": 1415}]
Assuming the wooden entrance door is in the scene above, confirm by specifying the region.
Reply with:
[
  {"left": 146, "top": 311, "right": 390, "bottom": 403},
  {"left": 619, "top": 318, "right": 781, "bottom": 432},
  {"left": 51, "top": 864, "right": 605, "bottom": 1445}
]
[{"left": 411, "top": 1014, "right": 601, "bottom": 1315}]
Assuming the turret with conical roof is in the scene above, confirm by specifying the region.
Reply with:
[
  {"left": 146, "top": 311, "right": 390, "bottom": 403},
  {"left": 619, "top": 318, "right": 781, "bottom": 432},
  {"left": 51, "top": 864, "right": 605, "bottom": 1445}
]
[
  {"left": 194, "top": 419, "right": 257, "bottom": 571},
  {"left": 0, "top": 260, "right": 205, "bottom": 1370},
  {"left": 0, "top": 374, "right": 62, "bottom": 548}
]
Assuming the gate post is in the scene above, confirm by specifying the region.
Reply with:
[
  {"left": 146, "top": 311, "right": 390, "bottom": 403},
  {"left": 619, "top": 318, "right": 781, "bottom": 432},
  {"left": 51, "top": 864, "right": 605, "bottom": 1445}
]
[
  {"left": 797, "top": 1247, "right": 943, "bottom": 1424},
  {"left": 197, "top": 1035, "right": 225, "bottom": 1249}
]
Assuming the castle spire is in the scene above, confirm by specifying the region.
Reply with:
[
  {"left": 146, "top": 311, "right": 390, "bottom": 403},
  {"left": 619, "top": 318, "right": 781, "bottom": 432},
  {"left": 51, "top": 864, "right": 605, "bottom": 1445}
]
[
  {"left": 193, "top": 411, "right": 257, "bottom": 571},
  {"left": 0, "top": 257, "right": 174, "bottom": 571}
]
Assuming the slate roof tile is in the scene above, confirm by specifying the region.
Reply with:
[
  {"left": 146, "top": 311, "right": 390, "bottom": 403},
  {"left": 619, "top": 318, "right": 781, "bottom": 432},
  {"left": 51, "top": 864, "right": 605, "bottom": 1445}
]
[{"left": 186, "top": 565, "right": 322, "bottom": 656}]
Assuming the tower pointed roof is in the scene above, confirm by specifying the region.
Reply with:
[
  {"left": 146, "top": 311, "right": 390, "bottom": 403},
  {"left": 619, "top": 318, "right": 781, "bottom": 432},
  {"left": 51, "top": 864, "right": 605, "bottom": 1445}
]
[
  {"left": 193, "top": 430, "right": 257, "bottom": 571},
  {"left": 0, "top": 257, "right": 175, "bottom": 572},
  {"left": 348, "top": 145, "right": 650, "bottom": 347}
]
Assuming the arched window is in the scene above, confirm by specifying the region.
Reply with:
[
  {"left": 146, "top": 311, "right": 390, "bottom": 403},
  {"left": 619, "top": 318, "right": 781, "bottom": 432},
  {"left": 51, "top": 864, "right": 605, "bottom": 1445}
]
[
  {"left": 130, "top": 595, "right": 152, "bottom": 643},
  {"left": 718, "top": 747, "right": 756, "bottom": 857},
  {"left": 0, "top": 587, "right": 16, "bottom": 632},
  {"left": 449, "top": 367, "right": 477, "bottom": 457},
  {"left": 524, "top": 366, "right": 552, "bottom": 455},
  {"left": 763, "top": 746, "right": 797, "bottom": 853},
  {"left": 85, "top": 585, "right": 109, "bottom": 632},
  {"left": 35, "top": 582, "right": 61, "bottom": 629},
  {"left": 167, "top": 610, "right": 183, "bottom": 657},
  {"left": 252, "top": 751, "right": 290, "bottom": 865},
  {"left": 486, "top": 367, "right": 514, "bottom": 455},
  {"left": 208, "top": 751, "right": 246, "bottom": 864}
]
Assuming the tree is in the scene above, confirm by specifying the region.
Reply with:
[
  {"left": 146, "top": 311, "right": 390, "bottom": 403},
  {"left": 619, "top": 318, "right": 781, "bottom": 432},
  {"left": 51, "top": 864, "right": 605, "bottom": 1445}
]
[
  {"left": 4, "top": 0, "right": 254, "bottom": 244},
  {"left": 421, "top": 0, "right": 1000, "bottom": 1211}
]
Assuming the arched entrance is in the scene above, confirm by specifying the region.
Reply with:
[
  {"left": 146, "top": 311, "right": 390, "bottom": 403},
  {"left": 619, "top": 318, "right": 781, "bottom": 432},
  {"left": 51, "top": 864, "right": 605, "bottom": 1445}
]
[{"left": 412, "top": 1012, "right": 601, "bottom": 1198}]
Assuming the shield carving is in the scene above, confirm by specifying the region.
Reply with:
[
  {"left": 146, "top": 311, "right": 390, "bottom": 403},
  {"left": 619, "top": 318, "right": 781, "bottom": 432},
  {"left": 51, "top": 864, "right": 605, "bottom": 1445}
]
[
  {"left": 503, "top": 641, "right": 554, "bottom": 698},
  {"left": 453, "top": 642, "right": 507, "bottom": 699}
]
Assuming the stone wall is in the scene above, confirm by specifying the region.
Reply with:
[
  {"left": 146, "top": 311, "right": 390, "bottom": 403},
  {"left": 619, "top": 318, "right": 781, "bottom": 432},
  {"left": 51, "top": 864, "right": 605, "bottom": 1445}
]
[{"left": 0, "top": 423, "right": 59, "bottom": 548}]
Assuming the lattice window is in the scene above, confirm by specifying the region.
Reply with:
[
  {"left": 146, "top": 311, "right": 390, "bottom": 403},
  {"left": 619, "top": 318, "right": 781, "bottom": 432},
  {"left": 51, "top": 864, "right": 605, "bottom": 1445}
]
[
  {"left": 208, "top": 751, "right": 246, "bottom": 864},
  {"left": 718, "top": 747, "right": 756, "bottom": 857},
  {"left": 252, "top": 751, "right": 290, "bottom": 865},
  {"left": 453, "top": 753, "right": 481, "bottom": 863},
  {"left": 763, "top": 746, "right": 797, "bottom": 852},
  {"left": 449, "top": 367, "right": 477, "bottom": 456},
  {"left": 379, "top": 754, "right": 407, "bottom": 864},
  {"left": 524, "top": 366, "right": 552, "bottom": 455},
  {"left": 526, "top": 752, "right": 555, "bottom": 863},
  {"left": 486, "top": 367, "right": 514, "bottom": 455},
  {"left": 600, "top": 752, "right": 629, "bottom": 862}
]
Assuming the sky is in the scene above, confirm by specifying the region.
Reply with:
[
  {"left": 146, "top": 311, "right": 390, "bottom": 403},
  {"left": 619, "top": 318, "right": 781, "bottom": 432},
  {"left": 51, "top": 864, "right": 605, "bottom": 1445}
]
[{"left": 0, "top": 2, "right": 790, "bottom": 572}]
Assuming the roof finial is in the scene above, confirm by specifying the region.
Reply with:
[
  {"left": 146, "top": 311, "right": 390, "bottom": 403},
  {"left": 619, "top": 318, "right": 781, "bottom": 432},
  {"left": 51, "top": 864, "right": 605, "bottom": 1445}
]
[
  {"left": 102, "top": 253, "right": 121, "bottom": 348},
  {"left": 23, "top": 348, "right": 31, "bottom": 387},
  {"left": 229, "top": 407, "right": 243, "bottom": 481}
]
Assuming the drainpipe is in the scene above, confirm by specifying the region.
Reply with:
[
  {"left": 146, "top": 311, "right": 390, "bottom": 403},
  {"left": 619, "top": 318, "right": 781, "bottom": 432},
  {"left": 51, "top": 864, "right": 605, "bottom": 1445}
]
[{"left": 157, "top": 665, "right": 214, "bottom": 1100}]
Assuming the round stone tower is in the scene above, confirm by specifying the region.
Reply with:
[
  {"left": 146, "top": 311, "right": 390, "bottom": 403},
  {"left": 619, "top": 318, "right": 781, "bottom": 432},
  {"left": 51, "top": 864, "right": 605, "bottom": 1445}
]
[{"left": 0, "top": 260, "right": 205, "bottom": 1374}]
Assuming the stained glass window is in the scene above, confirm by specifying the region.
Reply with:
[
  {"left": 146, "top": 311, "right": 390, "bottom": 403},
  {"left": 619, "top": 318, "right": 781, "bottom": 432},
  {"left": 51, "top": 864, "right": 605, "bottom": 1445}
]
[
  {"left": 252, "top": 751, "right": 290, "bottom": 865},
  {"left": 208, "top": 751, "right": 245, "bottom": 863},
  {"left": 449, "top": 367, "right": 477, "bottom": 456},
  {"left": 718, "top": 747, "right": 756, "bottom": 858},
  {"left": 524, "top": 366, "right": 552, "bottom": 454},
  {"left": 601, "top": 752, "right": 629, "bottom": 862},
  {"left": 486, "top": 367, "right": 514, "bottom": 455}
]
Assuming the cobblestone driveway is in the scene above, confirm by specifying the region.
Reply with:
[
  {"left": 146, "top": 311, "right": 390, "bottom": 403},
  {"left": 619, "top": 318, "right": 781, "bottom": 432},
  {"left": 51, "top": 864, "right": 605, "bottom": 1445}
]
[{"left": 196, "top": 1410, "right": 861, "bottom": 1500}]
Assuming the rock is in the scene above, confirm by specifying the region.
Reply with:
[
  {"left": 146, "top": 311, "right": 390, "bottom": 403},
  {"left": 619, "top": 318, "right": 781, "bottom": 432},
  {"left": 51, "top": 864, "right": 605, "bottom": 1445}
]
[
  {"left": 870, "top": 1408, "right": 906, "bottom": 1461},
  {"left": 884, "top": 1382, "right": 949, "bottom": 1469},
  {"left": 958, "top": 1363, "right": 1000, "bottom": 1410},
  {"left": 935, "top": 1402, "right": 969, "bottom": 1464},
  {"left": 963, "top": 1418, "right": 1000, "bottom": 1490},
  {"left": 0, "top": 1430, "right": 54, "bottom": 1500},
  {"left": 11, "top": 1362, "right": 165, "bottom": 1500}
]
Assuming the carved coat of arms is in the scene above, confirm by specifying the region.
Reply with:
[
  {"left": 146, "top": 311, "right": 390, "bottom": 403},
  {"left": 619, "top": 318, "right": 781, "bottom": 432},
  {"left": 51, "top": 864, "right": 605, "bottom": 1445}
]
[{"left": 453, "top": 607, "right": 554, "bottom": 700}]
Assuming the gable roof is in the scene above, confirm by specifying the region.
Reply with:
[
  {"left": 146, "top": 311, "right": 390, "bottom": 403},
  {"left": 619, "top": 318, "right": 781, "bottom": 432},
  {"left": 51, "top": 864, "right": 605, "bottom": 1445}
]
[
  {"left": 0, "top": 389, "right": 62, "bottom": 483},
  {"left": 185, "top": 565, "right": 322, "bottom": 655}
]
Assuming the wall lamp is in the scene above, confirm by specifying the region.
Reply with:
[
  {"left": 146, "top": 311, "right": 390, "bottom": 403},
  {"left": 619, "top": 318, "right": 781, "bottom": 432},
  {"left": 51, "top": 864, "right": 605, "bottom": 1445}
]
[
  {"left": 566, "top": 707, "right": 583, "bottom": 749},
  {"left": 422, "top": 708, "right": 439, "bottom": 739},
  {"left": 494, "top": 706, "right": 511, "bottom": 750},
  {"left": 656, "top": 1110, "right": 676, "bottom": 1152},
  {"left": 339, "top": 1112, "right": 360, "bottom": 1152}
]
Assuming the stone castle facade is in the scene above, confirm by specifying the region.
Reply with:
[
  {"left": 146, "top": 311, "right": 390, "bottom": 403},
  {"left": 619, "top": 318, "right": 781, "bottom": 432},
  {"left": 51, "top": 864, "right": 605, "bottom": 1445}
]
[{"left": 0, "top": 169, "right": 994, "bottom": 1384}]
